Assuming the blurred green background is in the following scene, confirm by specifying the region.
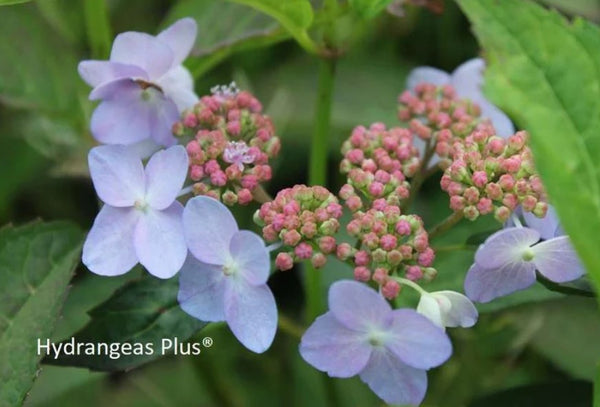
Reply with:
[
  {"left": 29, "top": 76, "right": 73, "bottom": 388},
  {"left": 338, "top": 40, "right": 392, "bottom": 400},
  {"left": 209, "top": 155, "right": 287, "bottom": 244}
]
[{"left": 1, "top": 0, "right": 600, "bottom": 406}]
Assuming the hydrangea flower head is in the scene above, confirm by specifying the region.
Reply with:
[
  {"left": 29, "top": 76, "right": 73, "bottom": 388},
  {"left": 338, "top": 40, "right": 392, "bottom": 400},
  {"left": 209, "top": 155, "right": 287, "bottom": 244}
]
[
  {"left": 78, "top": 18, "right": 199, "bottom": 147},
  {"left": 300, "top": 280, "right": 452, "bottom": 406},
  {"left": 82, "top": 145, "right": 189, "bottom": 278},
  {"left": 343, "top": 200, "right": 436, "bottom": 299},
  {"left": 465, "top": 227, "right": 585, "bottom": 302},
  {"left": 440, "top": 128, "right": 547, "bottom": 222},
  {"left": 416, "top": 290, "right": 478, "bottom": 329},
  {"left": 255, "top": 185, "right": 342, "bottom": 270},
  {"left": 406, "top": 58, "right": 514, "bottom": 137},
  {"left": 174, "top": 87, "right": 280, "bottom": 205},
  {"left": 178, "top": 196, "right": 277, "bottom": 353},
  {"left": 339, "top": 123, "right": 420, "bottom": 206}
]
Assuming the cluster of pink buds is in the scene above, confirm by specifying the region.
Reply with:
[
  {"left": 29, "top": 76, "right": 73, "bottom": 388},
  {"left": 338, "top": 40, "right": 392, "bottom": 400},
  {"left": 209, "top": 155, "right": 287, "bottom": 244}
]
[
  {"left": 173, "top": 83, "right": 281, "bottom": 205},
  {"left": 441, "top": 128, "right": 547, "bottom": 222},
  {"left": 398, "top": 83, "right": 484, "bottom": 168},
  {"left": 338, "top": 199, "right": 437, "bottom": 300},
  {"left": 339, "top": 123, "right": 420, "bottom": 209},
  {"left": 254, "top": 185, "right": 343, "bottom": 271}
]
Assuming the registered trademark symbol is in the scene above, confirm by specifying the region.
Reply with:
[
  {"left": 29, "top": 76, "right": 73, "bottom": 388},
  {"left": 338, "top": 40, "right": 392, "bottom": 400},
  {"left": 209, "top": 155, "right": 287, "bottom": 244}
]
[{"left": 202, "top": 336, "right": 213, "bottom": 347}]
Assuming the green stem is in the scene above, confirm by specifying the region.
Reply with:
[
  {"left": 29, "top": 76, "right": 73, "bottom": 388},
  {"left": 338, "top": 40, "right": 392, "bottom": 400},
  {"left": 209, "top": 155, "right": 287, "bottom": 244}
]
[
  {"left": 305, "top": 58, "right": 337, "bottom": 323},
  {"left": 428, "top": 212, "right": 464, "bottom": 240},
  {"left": 84, "top": 0, "right": 112, "bottom": 59},
  {"left": 278, "top": 314, "right": 305, "bottom": 339},
  {"left": 536, "top": 272, "right": 595, "bottom": 298},
  {"left": 402, "top": 139, "right": 435, "bottom": 212}
]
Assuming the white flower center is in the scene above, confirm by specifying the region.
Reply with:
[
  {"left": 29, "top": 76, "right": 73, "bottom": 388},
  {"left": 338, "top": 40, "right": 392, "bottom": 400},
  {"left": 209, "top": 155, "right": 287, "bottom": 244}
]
[
  {"left": 222, "top": 259, "right": 238, "bottom": 276},
  {"left": 134, "top": 199, "right": 149, "bottom": 213},
  {"left": 522, "top": 247, "right": 535, "bottom": 261},
  {"left": 366, "top": 328, "right": 388, "bottom": 348}
]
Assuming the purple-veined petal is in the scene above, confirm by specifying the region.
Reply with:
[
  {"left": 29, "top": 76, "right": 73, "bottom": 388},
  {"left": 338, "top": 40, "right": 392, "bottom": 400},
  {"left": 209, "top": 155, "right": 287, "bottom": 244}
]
[
  {"left": 299, "top": 312, "right": 372, "bottom": 378},
  {"left": 78, "top": 60, "right": 147, "bottom": 88},
  {"left": 229, "top": 230, "right": 270, "bottom": 286},
  {"left": 224, "top": 279, "right": 277, "bottom": 353},
  {"left": 432, "top": 291, "right": 478, "bottom": 328},
  {"left": 88, "top": 144, "right": 145, "bottom": 206},
  {"left": 328, "top": 280, "right": 391, "bottom": 331},
  {"left": 145, "top": 145, "right": 189, "bottom": 210},
  {"left": 406, "top": 67, "right": 451, "bottom": 90},
  {"left": 89, "top": 77, "right": 137, "bottom": 100},
  {"left": 475, "top": 227, "right": 540, "bottom": 269},
  {"left": 156, "top": 65, "right": 199, "bottom": 112},
  {"left": 416, "top": 294, "right": 444, "bottom": 328},
  {"left": 450, "top": 58, "right": 515, "bottom": 137},
  {"left": 156, "top": 17, "right": 197, "bottom": 67},
  {"left": 82, "top": 205, "right": 140, "bottom": 276},
  {"left": 177, "top": 255, "right": 226, "bottom": 322},
  {"left": 183, "top": 196, "right": 238, "bottom": 265},
  {"left": 464, "top": 262, "right": 536, "bottom": 303},
  {"left": 110, "top": 32, "right": 173, "bottom": 80},
  {"left": 532, "top": 236, "right": 585, "bottom": 283},
  {"left": 385, "top": 309, "right": 452, "bottom": 369},
  {"left": 359, "top": 348, "right": 427, "bottom": 406},
  {"left": 523, "top": 205, "right": 561, "bottom": 240},
  {"left": 134, "top": 202, "right": 186, "bottom": 279},
  {"left": 148, "top": 94, "right": 179, "bottom": 146}
]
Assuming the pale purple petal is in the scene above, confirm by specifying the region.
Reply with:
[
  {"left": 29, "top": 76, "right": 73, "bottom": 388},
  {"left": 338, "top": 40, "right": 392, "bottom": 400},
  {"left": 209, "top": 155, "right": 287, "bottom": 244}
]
[
  {"left": 183, "top": 196, "right": 238, "bottom": 265},
  {"left": 359, "top": 348, "right": 427, "bottom": 406},
  {"left": 88, "top": 144, "right": 145, "bottom": 206},
  {"left": 299, "top": 312, "right": 372, "bottom": 378},
  {"left": 406, "top": 67, "right": 451, "bottom": 90},
  {"left": 134, "top": 202, "right": 186, "bottom": 279},
  {"left": 82, "top": 205, "right": 139, "bottom": 276},
  {"left": 464, "top": 262, "right": 536, "bottom": 303},
  {"left": 148, "top": 95, "right": 179, "bottom": 146},
  {"left": 110, "top": 32, "right": 173, "bottom": 80},
  {"left": 385, "top": 309, "right": 452, "bottom": 369},
  {"left": 328, "top": 280, "right": 391, "bottom": 331},
  {"left": 78, "top": 60, "right": 147, "bottom": 88},
  {"left": 89, "top": 77, "right": 136, "bottom": 100},
  {"left": 156, "top": 65, "right": 199, "bottom": 112},
  {"left": 129, "top": 138, "right": 162, "bottom": 159},
  {"left": 177, "top": 255, "right": 226, "bottom": 322},
  {"left": 451, "top": 58, "right": 514, "bottom": 137},
  {"left": 433, "top": 291, "right": 478, "bottom": 328},
  {"left": 224, "top": 279, "right": 277, "bottom": 353},
  {"left": 532, "top": 236, "right": 585, "bottom": 282},
  {"left": 523, "top": 205, "right": 561, "bottom": 240},
  {"left": 156, "top": 17, "right": 197, "bottom": 67},
  {"left": 475, "top": 227, "right": 540, "bottom": 269},
  {"left": 229, "top": 230, "right": 270, "bottom": 286},
  {"left": 90, "top": 88, "right": 152, "bottom": 145},
  {"left": 145, "top": 145, "right": 189, "bottom": 210}
]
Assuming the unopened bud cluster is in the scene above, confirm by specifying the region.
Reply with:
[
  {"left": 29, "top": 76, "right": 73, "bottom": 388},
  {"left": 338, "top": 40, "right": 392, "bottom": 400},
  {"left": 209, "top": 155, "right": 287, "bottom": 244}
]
[
  {"left": 254, "top": 185, "right": 343, "bottom": 271},
  {"left": 398, "top": 83, "right": 484, "bottom": 168},
  {"left": 339, "top": 123, "right": 420, "bottom": 209},
  {"left": 173, "top": 87, "right": 281, "bottom": 205},
  {"left": 340, "top": 199, "right": 437, "bottom": 299},
  {"left": 441, "top": 128, "right": 547, "bottom": 222}
]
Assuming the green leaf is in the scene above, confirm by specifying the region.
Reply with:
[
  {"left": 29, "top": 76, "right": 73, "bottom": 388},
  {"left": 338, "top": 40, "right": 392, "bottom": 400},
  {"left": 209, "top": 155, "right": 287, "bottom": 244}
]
[
  {"left": 227, "top": 0, "right": 317, "bottom": 53},
  {"left": 348, "top": 0, "right": 394, "bottom": 19},
  {"left": 0, "top": 221, "right": 83, "bottom": 406},
  {"left": 83, "top": 0, "right": 112, "bottom": 59},
  {"left": 0, "top": 0, "right": 30, "bottom": 5},
  {"left": 456, "top": 0, "right": 600, "bottom": 298},
  {"left": 469, "top": 380, "right": 592, "bottom": 407},
  {"left": 46, "top": 275, "right": 207, "bottom": 371},
  {"left": 163, "top": 0, "right": 290, "bottom": 78},
  {"left": 509, "top": 297, "right": 600, "bottom": 380}
]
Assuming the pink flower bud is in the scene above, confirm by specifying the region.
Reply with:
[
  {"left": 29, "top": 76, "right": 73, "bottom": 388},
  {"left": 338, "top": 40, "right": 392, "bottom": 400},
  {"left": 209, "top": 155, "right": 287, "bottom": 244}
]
[
  {"left": 406, "top": 265, "right": 423, "bottom": 281},
  {"left": 311, "top": 253, "right": 327, "bottom": 268},
  {"left": 283, "top": 230, "right": 302, "bottom": 246},
  {"left": 382, "top": 280, "right": 400, "bottom": 299},
  {"left": 380, "top": 234, "right": 398, "bottom": 251},
  {"left": 318, "top": 236, "right": 337, "bottom": 254},
  {"left": 295, "top": 242, "right": 313, "bottom": 260},
  {"left": 372, "top": 267, "right": 388, "bottom": 284},
  {"left": 354, "top": 250, "right": 370, "bottom": 266},
  {"left": 237, "top": 188, "right": 253, "bottom": 205},
  {"left": 477, "top": 197, "right": 493, "bottom": 215},
  {"left": 353, "top": 266, "right": 371, "bottom": 282},
  {"left": 336, "top": 243, "right": 353, "bottom": 260},
  {"left": 472, "top": 171, "right": 488, "bottom": 188},
  {"left": 275, "top": 252, "right": 294, "bottom": 271}
]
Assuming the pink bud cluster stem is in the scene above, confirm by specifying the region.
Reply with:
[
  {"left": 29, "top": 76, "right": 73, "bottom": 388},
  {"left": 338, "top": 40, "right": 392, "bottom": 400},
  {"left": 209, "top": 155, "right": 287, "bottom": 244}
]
[
  {"left": 339, "top": 123, "right": 420, "bottom": 210},
  {"left": 339, "top": 200, "right": 437, "bottom": 300},
  {"left": 398, "top": 83, "right": 485, "bottom": 168},
  {"left": 441, "top": 128, "right": 547, "bottom": 222},
  {"left": 255, "top": 185, "right": 343, "bottom": 271},
  {"left": 173, "top": 89, "right": 281, "bottom": 205}
]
